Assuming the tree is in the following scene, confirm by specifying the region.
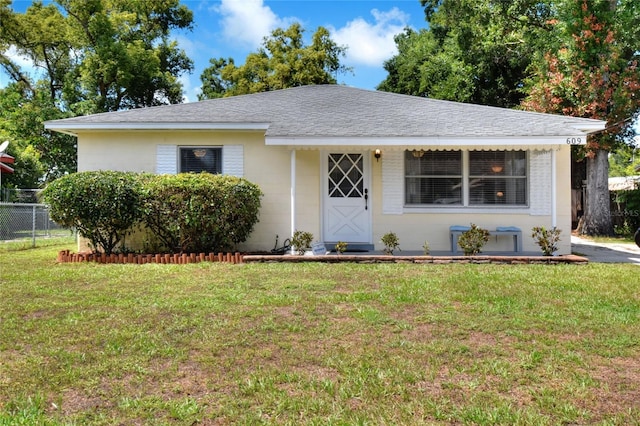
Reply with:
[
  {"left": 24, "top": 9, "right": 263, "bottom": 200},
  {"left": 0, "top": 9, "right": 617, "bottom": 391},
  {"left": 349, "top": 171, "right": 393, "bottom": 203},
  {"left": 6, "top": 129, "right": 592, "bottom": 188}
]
[
  {"left": 0, "top": 0, "right": 194, "bottom": 185},
  {"left": 380, "top": 0, "right": 554, "bottom": 108},
  {"left": 377, "top": 28, "right": 474, "bottom": 102},
  {"left": 1, "top": 0, "right": 194, "bottom": 112},
  {"left": 55, "top": 0, "right": 194, "bottom": 112},
  {"left": 0, "top": 83, "right": 76, "bottom": 186},
  {"left": 522, "top": 0, "right": 640, "bottom": 235},
  {"left": 199, "top": 23, "right": 350, "bottom": 99},
  {"left": 380, "top": 0, "right": 640, "bottom": 236}
]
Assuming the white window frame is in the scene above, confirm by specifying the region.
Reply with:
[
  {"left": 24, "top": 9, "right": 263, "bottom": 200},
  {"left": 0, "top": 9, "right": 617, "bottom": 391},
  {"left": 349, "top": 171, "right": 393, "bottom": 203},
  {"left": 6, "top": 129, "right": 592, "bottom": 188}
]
[{"left": 156, "top": 144, "right": 244, "bottom": 177}]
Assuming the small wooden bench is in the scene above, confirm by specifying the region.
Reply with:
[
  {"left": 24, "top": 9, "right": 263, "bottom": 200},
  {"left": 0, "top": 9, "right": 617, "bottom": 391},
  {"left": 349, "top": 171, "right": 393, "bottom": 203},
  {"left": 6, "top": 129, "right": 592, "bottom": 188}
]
[{"left": 450, "top": 225, "right": 523, "bottom": 254}]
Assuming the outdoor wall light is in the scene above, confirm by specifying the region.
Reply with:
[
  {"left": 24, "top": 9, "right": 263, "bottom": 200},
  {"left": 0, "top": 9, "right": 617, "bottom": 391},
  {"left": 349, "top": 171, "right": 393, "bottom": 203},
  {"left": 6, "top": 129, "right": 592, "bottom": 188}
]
[{"left": 374, "top": 149, "right": 382, "bottom": 162}]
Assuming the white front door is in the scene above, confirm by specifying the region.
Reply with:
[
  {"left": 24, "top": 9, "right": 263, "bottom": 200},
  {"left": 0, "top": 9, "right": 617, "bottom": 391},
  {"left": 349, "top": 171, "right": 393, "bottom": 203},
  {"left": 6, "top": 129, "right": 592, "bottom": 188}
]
[{"left": 323, "top": 152, "right": 371, "bottom": 243}]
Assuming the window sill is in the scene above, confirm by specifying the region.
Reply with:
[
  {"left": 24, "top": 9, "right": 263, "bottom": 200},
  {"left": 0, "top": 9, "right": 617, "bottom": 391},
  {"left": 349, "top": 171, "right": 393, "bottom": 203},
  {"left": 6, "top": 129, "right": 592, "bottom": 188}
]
[{"left": 402, "top": 206, "right": 530, "bottom": 215}]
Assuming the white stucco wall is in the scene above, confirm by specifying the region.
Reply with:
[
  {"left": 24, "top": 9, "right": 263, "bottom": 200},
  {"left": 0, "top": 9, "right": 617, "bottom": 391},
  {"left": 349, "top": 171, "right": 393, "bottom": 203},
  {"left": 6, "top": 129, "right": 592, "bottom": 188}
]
[
  {"left": 370, "top": 146, "right": 572, "bottom": 254},
  {"left": 76, "top": 130, "right": 292, "bottom": 252},
  {"left": 75, "top": 130, "right": 573, "bottom": 254}
]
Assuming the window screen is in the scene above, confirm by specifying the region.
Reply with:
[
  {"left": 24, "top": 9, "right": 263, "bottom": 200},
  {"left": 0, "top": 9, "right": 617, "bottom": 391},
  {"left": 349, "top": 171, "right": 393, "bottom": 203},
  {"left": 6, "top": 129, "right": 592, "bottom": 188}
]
[
  {"left": 179, "top": 147, "right": 222, "bottom": 174},
  {"left": 405, "top": 150, "right": 462, "bottom": 205}
]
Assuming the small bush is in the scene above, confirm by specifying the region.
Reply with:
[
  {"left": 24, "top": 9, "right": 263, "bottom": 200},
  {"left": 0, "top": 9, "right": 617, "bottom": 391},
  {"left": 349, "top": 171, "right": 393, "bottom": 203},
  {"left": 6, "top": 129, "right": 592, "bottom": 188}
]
[
  {"left": 381, "top": 232, "right": 400, "bottom": 255},
  {"left": 42, "top": 171, "right": 143, "bottom": 254},
  {"left": 141, "top": 173, "right": 262, "bottom": 253},
  {"left": 531, "top": 226, "right": 562, "bottom": 256},
  {"left": 422, "top": 241, "right": 430, "bottom": 255},
  {"left": 335, "top": 241, "right": 348, "bottom": 254},
  {"left": 291, "top": 230, "right": 314, "bottom": 255},
  {"left": 458, "top": 224, "right": 490, "bottom": 256}
]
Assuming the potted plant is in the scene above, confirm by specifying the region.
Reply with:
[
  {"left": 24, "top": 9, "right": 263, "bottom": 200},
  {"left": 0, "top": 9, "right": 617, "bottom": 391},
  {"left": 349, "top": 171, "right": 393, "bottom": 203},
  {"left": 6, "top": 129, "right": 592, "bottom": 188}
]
[
  {"left": 381, "top": 232, "right": 400, "bottom": 255},
  {"left": 458, "top": 224, "right": 490, "bottom": 256},
  {"left": 531, "top": 226, "right": 561, "bottom": 256},
  {"left": 335, "top": 241, "right": 348, "bottom": 254},
  {"left": 291, "top": 230, "right": 314, "bottom": 255}
]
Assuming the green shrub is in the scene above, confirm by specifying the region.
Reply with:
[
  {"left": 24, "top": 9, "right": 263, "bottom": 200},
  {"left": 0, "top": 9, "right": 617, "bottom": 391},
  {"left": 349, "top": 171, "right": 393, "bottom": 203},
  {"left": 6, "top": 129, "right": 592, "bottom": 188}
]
[
  {"left": 612, "top": 189, "right": 640, "bottom": 236},
  {"left": 41, "top": 171, "right": 143, "bottom": 254},
  {"left": 531, "top": 226, "right": 562, "bottom": 256},
  {"left": 335, "top": 241, "right": 348, "bottom": 254},
  {"left": 381, "top": 231, "right": 400, "bottom": 255},
  {"left": 291, "top": 230, "right": 314, "bottom": 255},
  {"left": 458, "top": 224, "right": 490, "bottom": 256},
  {"left": 141, "top": 173, "right": 262, "bottom": 253}
]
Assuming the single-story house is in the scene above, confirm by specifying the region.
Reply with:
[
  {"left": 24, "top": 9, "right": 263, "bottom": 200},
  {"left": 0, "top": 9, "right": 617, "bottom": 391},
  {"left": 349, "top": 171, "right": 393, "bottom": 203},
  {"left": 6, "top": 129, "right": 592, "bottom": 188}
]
[{"left": 45, "top": 85, "right": 605, "bottom": 254}]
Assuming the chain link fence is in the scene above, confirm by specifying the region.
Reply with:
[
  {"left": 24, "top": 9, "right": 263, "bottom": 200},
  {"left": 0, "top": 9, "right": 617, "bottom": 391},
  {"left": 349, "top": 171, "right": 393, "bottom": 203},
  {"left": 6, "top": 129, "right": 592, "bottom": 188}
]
[{"left": 0, "top": 202, "right": 74, "bottom": 245}]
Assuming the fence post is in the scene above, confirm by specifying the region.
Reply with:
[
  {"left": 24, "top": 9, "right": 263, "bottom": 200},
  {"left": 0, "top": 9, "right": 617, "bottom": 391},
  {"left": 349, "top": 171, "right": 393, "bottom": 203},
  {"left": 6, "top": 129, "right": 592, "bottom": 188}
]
[{"left": 32, "top": 204, "right": 37, "bottom": 248}]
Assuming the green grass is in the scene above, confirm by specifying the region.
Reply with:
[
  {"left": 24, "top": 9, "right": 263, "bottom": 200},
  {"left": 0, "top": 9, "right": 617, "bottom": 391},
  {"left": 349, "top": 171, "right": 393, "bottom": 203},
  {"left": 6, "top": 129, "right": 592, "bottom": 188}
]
[
  {"left": 1, "top": 243, "right": 639, "bottom": 425},
  {"left": 0, "top": 235, "right": 77, "bottom": 252}
]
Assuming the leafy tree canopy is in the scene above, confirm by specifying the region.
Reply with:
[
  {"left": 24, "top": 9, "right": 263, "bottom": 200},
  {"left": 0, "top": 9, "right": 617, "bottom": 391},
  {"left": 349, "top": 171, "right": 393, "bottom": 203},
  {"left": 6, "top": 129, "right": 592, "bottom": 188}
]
[
  {"left": 379, "top": 0, "right": 554, "bottom": 108},
  {"left": 0, "top": 0, "right": 194, "bottom": 186},
  {"left": 199, "top": 23, "right": 350, "bottom": 99},
  {"left": 379, "top": 0, "right": 640, "bottom": 236}
]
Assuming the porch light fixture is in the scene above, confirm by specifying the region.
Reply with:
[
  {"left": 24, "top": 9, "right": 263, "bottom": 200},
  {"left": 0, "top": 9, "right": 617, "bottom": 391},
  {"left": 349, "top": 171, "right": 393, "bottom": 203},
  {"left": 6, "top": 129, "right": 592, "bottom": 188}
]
[
  {"left": 193, "top": 148, "right": 207, "bottom": 158},
  {"left": 374, "top": 149, "right": 382, "bottom": 162},
  {"left": 412, "top": 149, "right": 425, "bottom": 158}
]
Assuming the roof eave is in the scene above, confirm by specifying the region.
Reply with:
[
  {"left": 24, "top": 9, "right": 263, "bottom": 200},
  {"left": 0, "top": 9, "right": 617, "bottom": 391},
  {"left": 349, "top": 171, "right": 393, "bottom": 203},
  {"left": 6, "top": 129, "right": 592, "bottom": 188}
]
[
  {"left": 44, "top": 122, "right": 271, "bottom": 136},
  {"left": 568, "top": 121, "right": 607, "bottom": 133},
  {"left": 265, "top": 135, "right": 591, "bottom": 147}
]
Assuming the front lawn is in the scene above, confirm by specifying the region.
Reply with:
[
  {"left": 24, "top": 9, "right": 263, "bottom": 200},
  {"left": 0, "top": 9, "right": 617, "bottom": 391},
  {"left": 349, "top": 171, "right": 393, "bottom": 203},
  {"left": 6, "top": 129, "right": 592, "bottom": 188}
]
[{"left": 1, "top": 244, "right": 638, "bottom": 425}]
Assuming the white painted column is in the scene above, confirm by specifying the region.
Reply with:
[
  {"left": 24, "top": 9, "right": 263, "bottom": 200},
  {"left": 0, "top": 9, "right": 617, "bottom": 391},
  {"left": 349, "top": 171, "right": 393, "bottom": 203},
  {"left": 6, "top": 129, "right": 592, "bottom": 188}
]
[
  {"left": 551, "top": 149, "right": 557, "bottom": 228},
  {"left": 290, "top": 149, "right": 296, "bottom": 250}
]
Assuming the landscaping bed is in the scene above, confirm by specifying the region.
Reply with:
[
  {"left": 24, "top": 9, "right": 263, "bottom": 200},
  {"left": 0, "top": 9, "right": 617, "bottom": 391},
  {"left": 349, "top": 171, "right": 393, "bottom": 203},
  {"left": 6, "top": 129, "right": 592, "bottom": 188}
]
[{"left": 56, "top": 250, "right": 588, "bottom": 265}]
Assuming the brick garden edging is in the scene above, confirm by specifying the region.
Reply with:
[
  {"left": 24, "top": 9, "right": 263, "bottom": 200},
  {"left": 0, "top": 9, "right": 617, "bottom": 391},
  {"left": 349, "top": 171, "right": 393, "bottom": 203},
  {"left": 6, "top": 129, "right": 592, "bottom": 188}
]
[
  {"left": 57, "top": 250, "right": 243, "bottom": 264},
  {"left": 57, "top": 251, "right": 589, "bottom": 265}
]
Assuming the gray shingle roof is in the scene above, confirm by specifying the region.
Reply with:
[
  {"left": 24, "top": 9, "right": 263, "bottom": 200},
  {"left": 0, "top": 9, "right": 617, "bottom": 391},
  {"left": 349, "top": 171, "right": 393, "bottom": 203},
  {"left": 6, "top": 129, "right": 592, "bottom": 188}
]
[{"left": 45, "top": 85, "right": 605, "bottom": 138}]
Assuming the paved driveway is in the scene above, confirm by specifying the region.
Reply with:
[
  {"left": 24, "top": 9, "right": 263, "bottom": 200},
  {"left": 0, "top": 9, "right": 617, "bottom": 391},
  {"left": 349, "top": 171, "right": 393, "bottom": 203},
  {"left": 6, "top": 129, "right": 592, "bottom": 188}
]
[{"left": 571, "top": 235, "right": 640, "bottom": 264}]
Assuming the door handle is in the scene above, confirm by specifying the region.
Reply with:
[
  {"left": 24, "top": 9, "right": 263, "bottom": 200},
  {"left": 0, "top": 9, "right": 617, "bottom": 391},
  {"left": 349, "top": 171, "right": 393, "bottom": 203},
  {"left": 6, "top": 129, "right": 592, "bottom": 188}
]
[{"left": 364, "top": 188, "right": 368, "bottom": 210}]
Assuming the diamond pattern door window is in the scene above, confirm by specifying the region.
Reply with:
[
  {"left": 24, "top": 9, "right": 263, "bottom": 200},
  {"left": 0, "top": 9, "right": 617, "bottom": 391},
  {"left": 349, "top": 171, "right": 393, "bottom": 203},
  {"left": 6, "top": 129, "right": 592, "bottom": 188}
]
[{"left": 328, "top": 154, "right": 364, "bottom": 198}]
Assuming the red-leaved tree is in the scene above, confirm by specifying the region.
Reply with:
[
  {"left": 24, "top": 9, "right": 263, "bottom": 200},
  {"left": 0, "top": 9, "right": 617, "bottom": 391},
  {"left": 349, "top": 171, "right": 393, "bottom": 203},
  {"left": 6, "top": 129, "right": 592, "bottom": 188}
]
[{"left": 522, "top": 0, "right": 640, "bottom": 235}]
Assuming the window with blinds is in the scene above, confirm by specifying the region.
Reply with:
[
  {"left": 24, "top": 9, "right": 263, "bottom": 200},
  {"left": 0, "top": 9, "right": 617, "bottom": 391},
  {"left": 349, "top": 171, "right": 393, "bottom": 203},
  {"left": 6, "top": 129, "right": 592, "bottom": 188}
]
[
  {"left": 404, "top": 149, "right": 528, "bottom": 207},
  {"left": 469, "top": 150, "right": 527, "bottom": 206},
  {"left": 405, "top": 150, "right": 462, "bottom": 205},
  {"left": 179, "top": 147, "right": 222, "bottom": 174}
]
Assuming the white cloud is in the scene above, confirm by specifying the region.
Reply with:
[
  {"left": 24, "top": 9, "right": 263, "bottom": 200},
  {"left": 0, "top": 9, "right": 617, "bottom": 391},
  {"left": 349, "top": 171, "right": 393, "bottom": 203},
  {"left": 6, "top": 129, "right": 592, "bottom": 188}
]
[
  {"left": 330, "top": 7, "right": 410, "bottom": 67},
  {"left": 214, "top": 0, "right": 296, "bottom": 48}
]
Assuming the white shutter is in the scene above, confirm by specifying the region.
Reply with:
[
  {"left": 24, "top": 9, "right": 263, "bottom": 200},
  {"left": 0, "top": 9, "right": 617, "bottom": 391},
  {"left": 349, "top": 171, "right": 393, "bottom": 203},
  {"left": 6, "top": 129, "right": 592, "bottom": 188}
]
[
  {"left": 382, "top": 150, "right": 404, "bottom": 214},
  {"left": 223, "top": 145, "right": 244, "bottom": 177},
  {"left": 156, "top": 145, "right": 177, "bottom": 174},
  {"left": 529, "top": 150, "right": 552, "bottom": 216}
]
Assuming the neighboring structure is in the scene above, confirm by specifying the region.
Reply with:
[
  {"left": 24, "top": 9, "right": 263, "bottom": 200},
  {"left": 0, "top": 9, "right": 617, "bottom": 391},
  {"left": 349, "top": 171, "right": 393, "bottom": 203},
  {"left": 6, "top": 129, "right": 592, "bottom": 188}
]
[
  {"left": 609, "top": 176, "right": 640, "bottom": 191},
  {"left": 45, "top": 85, "right": 605, "bottom": 254}
]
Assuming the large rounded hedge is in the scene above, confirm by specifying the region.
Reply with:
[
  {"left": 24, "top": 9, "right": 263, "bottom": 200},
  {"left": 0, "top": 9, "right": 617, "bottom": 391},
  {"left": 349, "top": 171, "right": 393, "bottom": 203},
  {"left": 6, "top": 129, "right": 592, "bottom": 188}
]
[
  {"left": 42, "top": 171, "right": 143, "bottom": 255},
  {"left": 142, "top": 173, "right": 263, "bottom": 253},
  {"left": 43, "top": 171, "right": 263, "bottom": 254}
]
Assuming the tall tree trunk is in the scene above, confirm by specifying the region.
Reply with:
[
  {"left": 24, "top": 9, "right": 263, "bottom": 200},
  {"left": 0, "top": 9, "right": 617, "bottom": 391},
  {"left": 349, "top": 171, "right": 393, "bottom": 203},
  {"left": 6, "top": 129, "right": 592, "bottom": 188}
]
[{"left": 578, "top": 148, "right": 614, "bottom": 236}]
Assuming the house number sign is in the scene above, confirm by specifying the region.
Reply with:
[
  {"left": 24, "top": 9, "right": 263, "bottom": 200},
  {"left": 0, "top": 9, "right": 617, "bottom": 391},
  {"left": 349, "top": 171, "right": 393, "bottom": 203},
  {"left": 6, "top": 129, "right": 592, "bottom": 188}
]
[{"left": 566, "top": 137, "right": 583, "bottom": 145}]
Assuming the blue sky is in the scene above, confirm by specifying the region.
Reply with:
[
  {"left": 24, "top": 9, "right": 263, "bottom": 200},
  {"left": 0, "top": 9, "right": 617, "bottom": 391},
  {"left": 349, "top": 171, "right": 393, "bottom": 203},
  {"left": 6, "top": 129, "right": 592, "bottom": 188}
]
[
  {"left": 2, "top": 0, "right": 427, "bottom": 102},
  {"left": 176, "top": 0, "right": 426, "bottom": 101}
]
